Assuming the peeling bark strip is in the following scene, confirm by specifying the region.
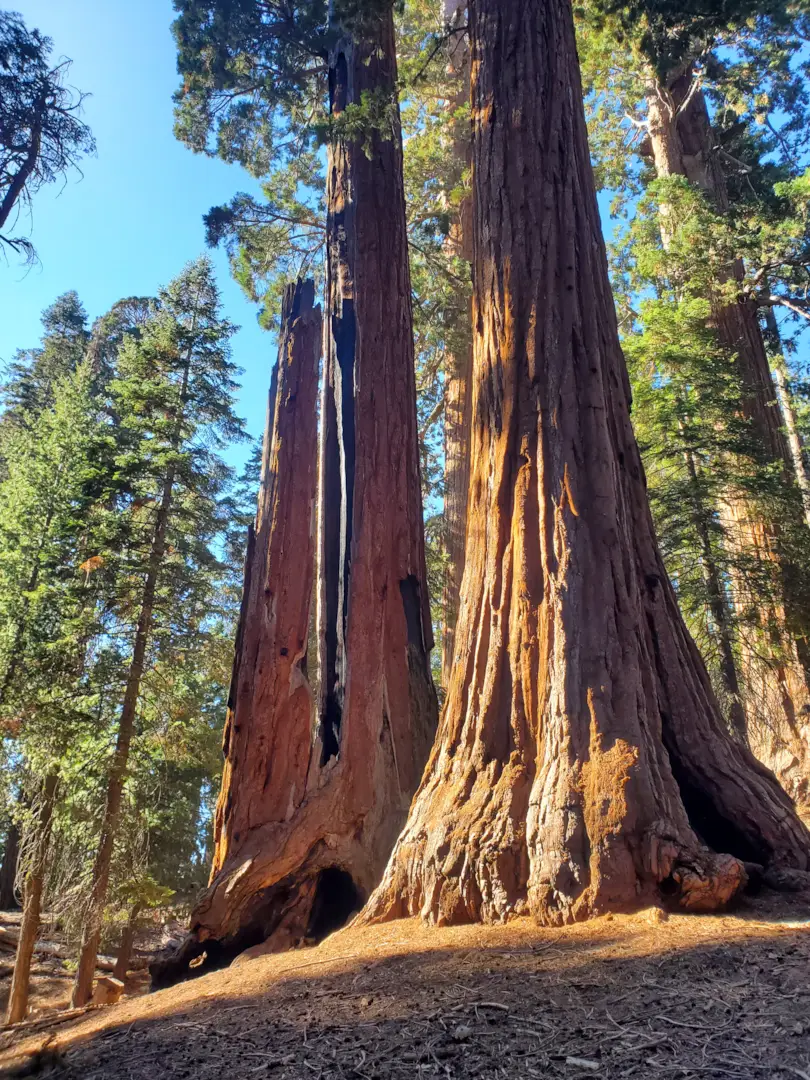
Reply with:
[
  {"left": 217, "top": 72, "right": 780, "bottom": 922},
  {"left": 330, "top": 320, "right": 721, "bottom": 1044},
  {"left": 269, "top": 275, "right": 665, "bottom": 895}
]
[{"left": 364, "top": 0, "right": 810, "bottom": 930}]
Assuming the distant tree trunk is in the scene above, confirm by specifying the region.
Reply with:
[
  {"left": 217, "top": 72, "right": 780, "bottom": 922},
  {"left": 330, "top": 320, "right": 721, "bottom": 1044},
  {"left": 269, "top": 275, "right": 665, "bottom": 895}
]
[
  {"left": 645, "top": 77, "right": 810, "bottom": 748},
  {"left": 441, "top": 1, "right": 473, "bottom": 689},
  {"left": 6, "top": 773, "right": 57, "bottom": 1025},
  {"left": 72, "top": 358, "right": 191, "bottom": 1007},
  {"left": 364, "top": 0, "right": 810, "bottom": 930},
  {"left": 681, "top": 442, "right": 748, "bottom": 744},
  {"left": 0, "top": 820, "right": 20, "bottom": 910},
  {"left": 442, "top": 349, "right": 472, "bottom": 684},
  {"left": 112, "top": 903, "right": 141, "bottom": 982},
  {"left": 151, "top": 8, "right": 438, "bottom": 988},
  {"left": 765, "top": 309, "right": 810, "bottom": 533}
]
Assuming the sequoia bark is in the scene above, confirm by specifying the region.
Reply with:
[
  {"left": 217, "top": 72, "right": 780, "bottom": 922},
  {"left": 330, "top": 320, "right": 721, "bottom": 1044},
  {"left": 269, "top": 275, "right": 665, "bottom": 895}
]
[{"left": 364, "top": 0, "right": 810, "bottom": 929}]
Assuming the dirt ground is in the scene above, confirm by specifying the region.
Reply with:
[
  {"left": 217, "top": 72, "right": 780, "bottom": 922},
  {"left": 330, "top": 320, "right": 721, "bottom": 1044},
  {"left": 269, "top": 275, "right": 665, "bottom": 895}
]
[{"left": 0, "top": 889, "right": 808, "bottom": 1080}]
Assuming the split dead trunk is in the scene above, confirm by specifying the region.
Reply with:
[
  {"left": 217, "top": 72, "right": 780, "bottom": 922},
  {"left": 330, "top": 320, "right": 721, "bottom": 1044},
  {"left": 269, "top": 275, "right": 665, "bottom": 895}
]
[
  {"left": 6, "top": 772, "right": 57, "bottom": 1025},
  {"left": 363, "top": 0, "right": 810, "bottom": 930},
  {"left": 645, "top": 76, "right": 810, "bottom": 769},
  {"left": 151, "top": 9, "right": 438, "bottom": 986}
]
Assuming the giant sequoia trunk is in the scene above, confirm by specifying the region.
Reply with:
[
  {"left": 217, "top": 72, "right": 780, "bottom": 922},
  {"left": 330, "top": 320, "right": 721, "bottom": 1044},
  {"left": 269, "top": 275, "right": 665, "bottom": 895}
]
[
  {"left": 645, "top": 76, "right": 810, "bottom": 781},
  {"left": 363, "top": 0, "right": 810, "bottom": 930},
  {"left": 152, "top": 31, "right": 438, "bottom": 974},
  {"left": 151, "top": 282, "right": 322, "bottom": 986}
]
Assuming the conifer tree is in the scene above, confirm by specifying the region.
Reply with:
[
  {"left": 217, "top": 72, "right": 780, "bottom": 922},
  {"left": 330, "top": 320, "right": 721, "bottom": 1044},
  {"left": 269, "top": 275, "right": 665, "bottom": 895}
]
[
  {"left": 71, "top": 257, "right": 244, "bottom": 1005},
  {"left": 0, "top": 356, "right": 113, "bottom": 1022},
  {"left": 0, "top": 11, "right": 95, "bottom": 261}
]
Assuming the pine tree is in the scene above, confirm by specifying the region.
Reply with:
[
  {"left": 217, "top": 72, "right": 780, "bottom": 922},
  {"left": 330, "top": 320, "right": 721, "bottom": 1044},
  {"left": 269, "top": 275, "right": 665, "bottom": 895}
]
[
  {"left": 0, "top": 356, "right": 114, "bottom": 1022},
  {"left": 71, "top": 257, "right": 244, "bottom": 1005}
]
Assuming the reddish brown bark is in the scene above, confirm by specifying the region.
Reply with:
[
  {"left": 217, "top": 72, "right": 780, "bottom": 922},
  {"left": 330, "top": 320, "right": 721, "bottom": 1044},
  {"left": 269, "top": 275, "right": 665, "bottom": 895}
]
[
  {"left": 442, "top": 350, "right": 472, "bottom": 685},
  {"left": 151, "top": 283, "right": 321, "bottom": 986},
  {"left": 363, "top": 0, "right": 810, "bottom": 930},
  {"left": 317, "top": 7, "right": 437, "bottom": 800},
  {"left": 210, "top": 280, "right": 321, "bottom": 881}
]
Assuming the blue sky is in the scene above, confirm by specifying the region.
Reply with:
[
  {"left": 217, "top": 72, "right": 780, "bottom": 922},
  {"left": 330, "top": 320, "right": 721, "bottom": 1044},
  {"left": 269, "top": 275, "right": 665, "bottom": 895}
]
[{"left": 0, "top": 0, "right": 271, "bottom": 460}]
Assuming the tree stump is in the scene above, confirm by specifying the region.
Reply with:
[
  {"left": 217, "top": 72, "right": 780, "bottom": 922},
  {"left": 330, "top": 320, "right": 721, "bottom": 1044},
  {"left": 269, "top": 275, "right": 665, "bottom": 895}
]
[{"left": 91, "top": 975, "right": 124, "bottom": 1006}]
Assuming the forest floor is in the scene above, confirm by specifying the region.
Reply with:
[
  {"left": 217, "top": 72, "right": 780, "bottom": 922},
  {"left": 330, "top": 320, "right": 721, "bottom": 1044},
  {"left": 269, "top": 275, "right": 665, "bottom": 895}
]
[{"left": 0, "top": 889, "right": 808, "bottom": 1080}]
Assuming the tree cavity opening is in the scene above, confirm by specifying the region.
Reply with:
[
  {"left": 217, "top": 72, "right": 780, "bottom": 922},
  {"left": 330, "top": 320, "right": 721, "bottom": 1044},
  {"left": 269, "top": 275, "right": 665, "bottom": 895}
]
[{"left": 306, "top": 867, "right": 363, "bottom": 942}]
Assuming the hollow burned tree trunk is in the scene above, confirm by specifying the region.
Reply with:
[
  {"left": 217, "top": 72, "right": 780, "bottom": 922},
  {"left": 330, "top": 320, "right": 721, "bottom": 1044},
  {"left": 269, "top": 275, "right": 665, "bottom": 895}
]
[
  {"left": 152, "top": 73, "right": 438, "bottom": 978},
  {"left": 363, "top": 0, "right": 810, "bottom": 930}
]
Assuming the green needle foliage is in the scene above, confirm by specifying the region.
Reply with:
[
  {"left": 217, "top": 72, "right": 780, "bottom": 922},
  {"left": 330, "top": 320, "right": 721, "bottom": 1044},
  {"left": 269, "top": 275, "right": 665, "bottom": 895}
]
[{"left": 0, "top": 258, "right": 252, "bottom": 959}]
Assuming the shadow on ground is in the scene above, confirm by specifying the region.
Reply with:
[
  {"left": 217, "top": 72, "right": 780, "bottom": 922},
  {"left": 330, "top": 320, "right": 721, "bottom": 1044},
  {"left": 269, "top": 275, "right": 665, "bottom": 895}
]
[{"left": 2, "top": 891, "right": 809, "bottom": 1080}]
